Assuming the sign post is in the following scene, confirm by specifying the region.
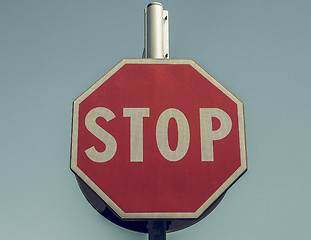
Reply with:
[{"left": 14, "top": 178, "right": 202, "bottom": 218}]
[
  {"left": 144, "top": 3, "right": 169, "bottom": 239},
  {"left": 148, "top": 221, "right": 166, "bottom": 240},
  {"left": 70, "top": 2, "right": 247, "bottom": 239}
]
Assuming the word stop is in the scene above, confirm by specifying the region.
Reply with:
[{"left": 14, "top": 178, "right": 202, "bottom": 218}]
[{"left": 84, "top": 107, "right": 232, "bottom": 163}]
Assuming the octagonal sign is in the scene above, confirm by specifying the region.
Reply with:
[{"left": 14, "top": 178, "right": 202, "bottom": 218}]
[{"left": 71, "top": 58, "right": 247, "bottom": 219}]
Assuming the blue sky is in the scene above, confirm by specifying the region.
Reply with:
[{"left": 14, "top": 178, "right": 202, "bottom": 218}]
[{"left": 1, "top": 0, "right": 311, "bottom": 239}]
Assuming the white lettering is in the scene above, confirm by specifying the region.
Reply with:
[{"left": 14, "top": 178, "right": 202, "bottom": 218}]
[
  {"left": 84, "top": 107, "right": 233, "bottom": 163},
  {"left": 156, "top": 108, "right": 190, "bottom": 161},
  {"left": 123, "top": 108, "right": 150, "bottom": 162},
  {"left": 199, "top": 108, "right": 232, "bottom": 161},
  {"left": 84, "top": 107, "right": 117, "bottom": 162}
]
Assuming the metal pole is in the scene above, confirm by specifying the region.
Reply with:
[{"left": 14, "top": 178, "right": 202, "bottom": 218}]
[
  {"left": 148, "top": 221, "right": 166, "bottom": 240},
  {"left": 144, "top": 2, "right": 168, "bottom": 240},
  {"left": 144, "top": 2, "right": 169, "bottom": 59}
]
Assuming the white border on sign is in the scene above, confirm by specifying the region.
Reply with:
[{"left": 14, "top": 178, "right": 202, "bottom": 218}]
[{"left": 71, "top": 58, "right": 247, "bottom": 219}]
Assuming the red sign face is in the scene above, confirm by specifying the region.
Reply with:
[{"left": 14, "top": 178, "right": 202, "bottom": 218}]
[{"left": 71, "top": 59, "right": 247, "bottom": 219}]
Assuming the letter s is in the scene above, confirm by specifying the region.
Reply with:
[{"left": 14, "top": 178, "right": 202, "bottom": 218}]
[{"left": 84, "top": 107, "right": 117, "bottom": 162}]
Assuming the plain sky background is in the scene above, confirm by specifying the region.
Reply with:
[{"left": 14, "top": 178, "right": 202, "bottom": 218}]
[{"left": 1, "top": 0, "right": 311, "bottom": 239}]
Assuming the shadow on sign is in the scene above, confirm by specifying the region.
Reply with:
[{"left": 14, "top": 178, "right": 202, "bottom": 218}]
[{"left": 76, "top": 176, "right": 226, "bottom": 233}]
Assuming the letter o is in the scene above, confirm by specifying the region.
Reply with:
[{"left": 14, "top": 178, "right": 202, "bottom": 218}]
[{"left": 156, "top": 108, "right": 190, "bottom": 161}]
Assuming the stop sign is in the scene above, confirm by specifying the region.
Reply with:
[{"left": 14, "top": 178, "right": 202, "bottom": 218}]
[{"left": 71, "top": 58, "right": 247, "bottom": 219}]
